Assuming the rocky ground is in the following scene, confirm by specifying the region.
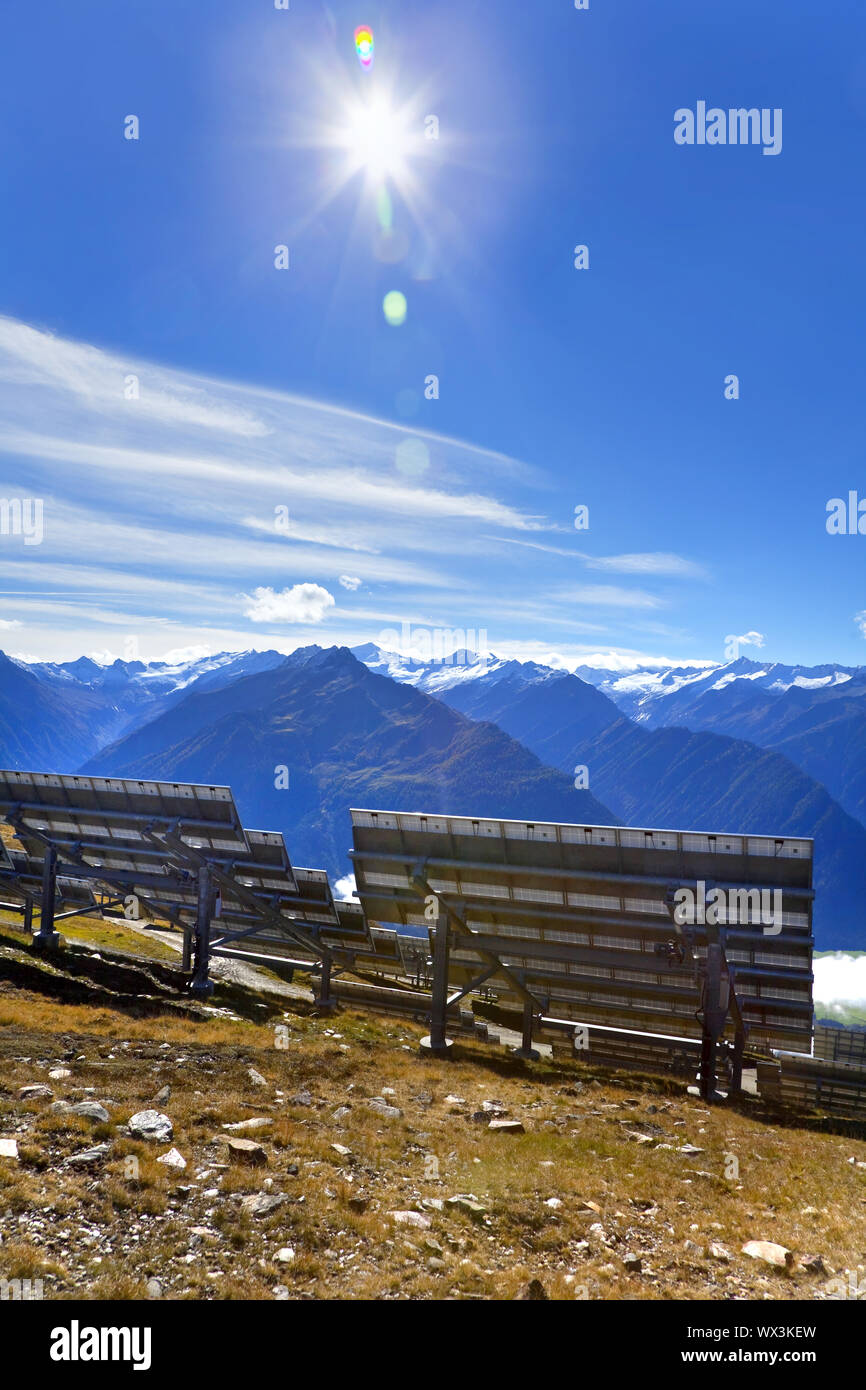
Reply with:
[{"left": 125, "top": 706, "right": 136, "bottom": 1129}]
[{"left": 1, "top": 922, "right": 865, "bottom": 1302}]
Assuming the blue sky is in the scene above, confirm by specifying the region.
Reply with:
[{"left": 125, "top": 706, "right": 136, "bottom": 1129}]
[{"left": 0, "top": 0, "right": 864, "bottom": 667}]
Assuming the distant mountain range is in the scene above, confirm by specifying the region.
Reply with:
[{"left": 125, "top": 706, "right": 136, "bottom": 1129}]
[
  {"left": 1, "top": 642, "right": 864, "bottom": 948},
  {"left": 5, "top": 649, "right": 286, "bottom": 767},
  {"left": 571, "top": 656, "right": 866, "bottom": 831},
  {"left": 78, "top": 646, "right": 614, "bottom": 880},
  {"left": 353, "top": 646, "right": 866, "bottom": 949}
]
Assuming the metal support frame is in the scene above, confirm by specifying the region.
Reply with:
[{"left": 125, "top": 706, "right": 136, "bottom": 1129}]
[
  {"left": 407, "top": 863, "right": 543, "bottom": 1057},
  {"left": 730, "top": 1024, "right": 747, "bottom": 1095},
  {"left": 512, "top": 997, "right": 540, "bottom": 1061},
  {"left": 663, "top": 886, "right": 749, "bottom": 1103},
  {"left": 190, "top": 863, "right": 214, "bottom": 996},
  {"left": 425, "top": 893, "right": 452, "bottom": 1053},
  {"left": 35, "top": 844, "right": 60, "bottom": 948},
  {"left": 313, "top": 950, "right": 337, "bottom": 1011}
]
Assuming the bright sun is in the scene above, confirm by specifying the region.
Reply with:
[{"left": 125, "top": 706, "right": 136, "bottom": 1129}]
[{"left": 340, "top": 96, "right": 414, "bottom": 182}]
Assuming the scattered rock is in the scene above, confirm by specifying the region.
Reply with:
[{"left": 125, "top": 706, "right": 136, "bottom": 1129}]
[
  {"left": 226, "top": 1138, "right": 268, "bottom": 1166},
  {"left": 50, "top": 1100, "right": 111, "bottom": 1123},
  {"left": 289, "top": 1090, "right": 313, "bottom": 1107},
  {"left": 391, "top": 1210, "right": 432, "bottom": 1230},
  {"left": 623, "top": 1253, "right": 642, "bottom": 1273},
  {"left": 513, "top": 1278, "right": 548, "bottom": 1300},
  {"left": 65, "top": 1143, "right": 111, "bottom": 1167},
  {"left": 488, "top": 1119, "right": 525, "bottom": 1134},
  {"left": 129, "top": 1110, "right": 173, "bottom": 1142},
  {"left": 741, "top": 1240, "right": 794, "bottom": 1271},
  {"left": 446, "top": 1195, "right": 488, "bottom": 1220},
  {"left": 0, "top": 1138, "right": 19, "bottom": 1162},
  {"left": 679, "top": 1144, "right": 705, "bottom": 1157},
  {"left": 48, "top": 1068, "right": 71, "bottom": 1081},
  {"left": 145, "top": 1279, "right": 162, "bottom": 1299},
  {"left": 709, "top": 1242, "right": 731, "bottom": 1262},
  {"left": 368, "top": 1098, "right": 403, "bottom": 1119},
  {"left": 799, "top": 1254, "right": 826, "bottom": 1275},
  {"left": 241, "top": 1193, "right": 286, "bottom": 1218},
  {"left": 545, "top": 1197, "right": 562, "bottom": 1210},
  {"left": 150, "top": 1085, "right": 171, "bottom": 1107},
  {"left": 331, "top": 1143, "right": 352, "bottom": 1158},
  {"left": 19, "top": 1083, "right": 53, "bottom": 1100},
  {"left": 347, "top": 1196, "right": 369, "bottom": 1214},
  {"left": 156, "top": 1147, "right": 187, "bottom": 1171},
  {"left": 275, "top": 1247, "right": 295, "bottom": 1264},
  {"left": 222, "top": 1117, "right": 272, "bottom": 1133},
  {"left": 248, "top": 1068, "right": 268, "bottom": 1088}
]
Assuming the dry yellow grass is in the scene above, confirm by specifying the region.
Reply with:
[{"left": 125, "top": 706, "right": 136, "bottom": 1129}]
[{"left": 1, "top": 970, "right": 865, "bottom": 1302}]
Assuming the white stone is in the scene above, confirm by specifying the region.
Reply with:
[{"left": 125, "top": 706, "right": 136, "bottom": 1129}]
[
  {"left": 156, "top": 1147, "right": 187, "bottom": 1170},
  {"left": 128, "top": 1110, "right": 173, "bottom": 1142}
]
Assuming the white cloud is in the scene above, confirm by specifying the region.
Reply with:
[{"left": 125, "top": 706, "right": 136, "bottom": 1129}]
[
  {"left": 555, "top": 585, "right": 663, "bottom": 610},
  {"left": 0, "top": 619, "right": 22, "bottom": 629},
  {"left": 0, "top": 316, "right": 270, "bottom": 438},
  {"left": 333, "top": 874, "right": 357, "bottom": 902},
  {"left": 159, "top": 643, "right": 212, "bottom": 665},
  {"left": 482, "top": 538, "right": 707, "bottom": 579},
  {"left": 729, "top": 630, "right": 765, "bottom": 649},
  {"left": 814, "top": 954, "right": 866, "bottom": 1009},
  {"left": 244, "top": 583, "right": 335, "bottom": 624},
  {"left": 583, "top": 552, "right": 707, "bottom": 579},
  {"left": 855, "top": 611, "right": 866, "bottom": 638},
  {"left": 339, "top": 575, "right": 362, "bottom": 591}
]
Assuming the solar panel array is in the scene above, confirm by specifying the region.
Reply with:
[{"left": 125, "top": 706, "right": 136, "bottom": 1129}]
[
  {"left": 350, "top": 809, "right": 815, "bottom": 1051},
  {"left": 0, "top": 771, "right": 819, "bottom": 1082},
  {"left": 758, "top": 1051, "right": 866, "bottom": 1121}
]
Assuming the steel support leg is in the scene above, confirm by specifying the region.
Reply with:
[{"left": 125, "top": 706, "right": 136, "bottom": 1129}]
[
  {"left": 421, "top": 902, "right": 452, "bottom": 1056},
  {"left": 23, "top": 899, "right": 33, "bottom": 935},
  {"left": 190, "top": 864, "right": 214, "bottom": 996},
  {"left": 698, "top": 943, "right": 726, "bottom": 1101},
  {"left": 313, "top": 950, "right": 337, "bottom": 1011},
  {"left": 35, "top": 847, "right": 60, "bottom": 949},
  {"left": 730, "top": 1025, "right": 746, "bottom": 1095},
  {"left": 513, "top": 997, "right": 540, "bottom": 1061}
]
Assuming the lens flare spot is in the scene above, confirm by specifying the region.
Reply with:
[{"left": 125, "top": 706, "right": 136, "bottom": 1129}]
[
  {"left": 383, "top": 290, "right": 408, "bottom": 327},
  {"left": 395, "top": 437, "right": 429, "bottom": 477},
  {"left": 354, "top": 26, "right": 374, "bottom": 69}
]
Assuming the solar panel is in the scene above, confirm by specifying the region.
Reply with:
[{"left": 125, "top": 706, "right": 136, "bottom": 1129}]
[
  {"left": 0, "top": 771, "right": 249, "bottom": 860},
  {"left": 350, "top": 809, "right": 815, "bottom": 1065}
]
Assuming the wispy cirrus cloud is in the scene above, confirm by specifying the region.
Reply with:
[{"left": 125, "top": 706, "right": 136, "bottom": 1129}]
[
  {"left": 0, "top": 315, "right": 699, "bottom": 662},
  {"left": 483, "top": 535, "right": 706, "bottom": 578}
]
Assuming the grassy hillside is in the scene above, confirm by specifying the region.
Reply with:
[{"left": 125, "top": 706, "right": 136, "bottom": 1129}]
[{"left": 1, "top": 926, "right": 865, "bottom": 1302}]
